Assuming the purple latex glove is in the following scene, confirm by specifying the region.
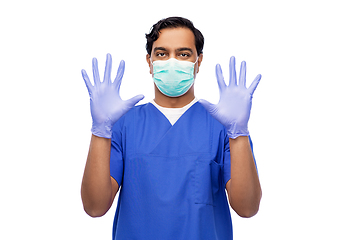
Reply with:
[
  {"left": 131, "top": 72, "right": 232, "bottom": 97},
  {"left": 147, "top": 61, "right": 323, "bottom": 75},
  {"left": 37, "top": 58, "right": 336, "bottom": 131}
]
[
  {"left": 81, "top": 53, "right": 144, "bottom": 138},
  {"left": 199, "top": 56, "right": 261, "bottom": 138}
]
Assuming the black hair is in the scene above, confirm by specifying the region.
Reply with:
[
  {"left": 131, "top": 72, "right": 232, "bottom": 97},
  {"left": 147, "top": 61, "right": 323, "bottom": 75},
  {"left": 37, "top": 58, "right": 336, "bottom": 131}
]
[{"left": 145, "top": 16, "right": 204, "bottom": 56}]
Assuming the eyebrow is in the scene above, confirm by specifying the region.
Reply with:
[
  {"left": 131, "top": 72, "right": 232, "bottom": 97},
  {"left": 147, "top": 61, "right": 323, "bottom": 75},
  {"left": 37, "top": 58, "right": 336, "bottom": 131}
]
[
  {"left": 176, "top": 48, "right": 193, "bottom": 53},
  {"left": 153, "top": 47, "right": 167, "bottom": 52},
  {"left": 153, "top": 47, "right": 193, "bottom": 53}
]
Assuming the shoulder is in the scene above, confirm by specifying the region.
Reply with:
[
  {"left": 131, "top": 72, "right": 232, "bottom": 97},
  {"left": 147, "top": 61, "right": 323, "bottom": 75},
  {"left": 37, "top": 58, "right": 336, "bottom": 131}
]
[
  {"left": 194, "top": 102, "right": 227, "bottom": 130},
  {"left": 112, "top": 103, "right": 154, "bottom": 129},
  {"left": 183, "top": 102, "right": 229, "bottom": 142},
  {"left": 126, "top": 102, "right": 157, "bottom": 120}
]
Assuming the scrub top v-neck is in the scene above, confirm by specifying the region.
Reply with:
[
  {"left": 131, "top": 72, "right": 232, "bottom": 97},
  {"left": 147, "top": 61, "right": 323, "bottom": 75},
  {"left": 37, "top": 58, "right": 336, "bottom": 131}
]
[{"left": 109, "top": 102, "right": 255, "bottom": 240}]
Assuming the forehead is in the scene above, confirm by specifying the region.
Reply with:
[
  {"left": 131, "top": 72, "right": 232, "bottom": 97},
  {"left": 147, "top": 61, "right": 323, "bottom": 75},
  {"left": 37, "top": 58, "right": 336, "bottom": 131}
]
[{"left": 152, "top": 27, "right": 196, "bottom": 51}]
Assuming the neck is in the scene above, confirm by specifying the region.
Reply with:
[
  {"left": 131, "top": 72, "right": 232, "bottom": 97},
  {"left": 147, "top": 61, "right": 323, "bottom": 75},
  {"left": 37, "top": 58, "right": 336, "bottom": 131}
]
[{"left": 153, "top": 84, "right": 195, "bottom": 108}]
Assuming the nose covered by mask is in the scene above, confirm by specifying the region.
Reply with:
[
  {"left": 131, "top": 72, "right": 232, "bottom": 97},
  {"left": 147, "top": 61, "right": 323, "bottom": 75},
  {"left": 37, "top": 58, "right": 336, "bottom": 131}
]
[{"left": 151, "top": 58, "right": 198, "bottom": 97}]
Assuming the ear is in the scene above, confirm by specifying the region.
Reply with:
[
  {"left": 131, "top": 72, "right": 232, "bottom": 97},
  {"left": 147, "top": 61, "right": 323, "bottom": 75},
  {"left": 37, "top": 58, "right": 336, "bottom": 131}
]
[
  {"left": 195, "top": 53, "right": 203, "bottom": 74},
  {"left": 146, "top": 54, "right": 153, "bottom": 74}
]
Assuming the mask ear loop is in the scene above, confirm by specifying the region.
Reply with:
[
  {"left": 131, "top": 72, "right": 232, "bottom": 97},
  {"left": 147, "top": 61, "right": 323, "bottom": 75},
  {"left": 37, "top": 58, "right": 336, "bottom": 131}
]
[
  {"left": 194, "top": 56, "right": 199, "bottom": 64},
  {"left": 192, "top": 56, "right": 199, "bottom": 79},
  {"left": 149, "top": 57, "right": 155, "bottom": 76}
]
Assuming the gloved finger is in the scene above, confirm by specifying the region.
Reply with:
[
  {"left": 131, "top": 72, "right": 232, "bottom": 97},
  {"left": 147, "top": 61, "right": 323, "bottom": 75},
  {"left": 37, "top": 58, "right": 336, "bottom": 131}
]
[
  {"left": 198, "top": 99, "right": 218, "bottom": 115},
  {"left": 229, "top": 56, "right": 237, "bottom": 86},
  {"left": 215, "top": 64, "right": 226, "bottom": 91},
  {"left": 92, "top": 57, "right": 101, "bottom": 86},
  {"left": 114, "top": 60, "right": 125, "bottom": 91},
  {"left": 248, "top": 74, "right": 262, "bottom": 95},
  {"left": 239, "top": 61, "right": 247, "bottom": 87},
  {"left": 125, "top": 94, "right": 145, "bottom": 107},
  {"left": 81, "top": 69, "right": 93, "bottom": 94},
  {"left": 104, "top": 53, "right": 112, "bottom": 84}
]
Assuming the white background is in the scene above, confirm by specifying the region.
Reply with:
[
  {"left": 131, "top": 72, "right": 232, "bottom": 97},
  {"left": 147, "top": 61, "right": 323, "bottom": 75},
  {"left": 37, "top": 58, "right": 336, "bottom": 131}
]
[{"left": 1, "top": 0, "right": 359, "bottom": 239}]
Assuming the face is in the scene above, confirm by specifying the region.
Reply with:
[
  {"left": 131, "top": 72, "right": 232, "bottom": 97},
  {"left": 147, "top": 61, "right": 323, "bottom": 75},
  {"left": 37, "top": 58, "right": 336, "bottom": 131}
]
[{"left": 146, "top": 27, "right": 203, "bottom": 77}]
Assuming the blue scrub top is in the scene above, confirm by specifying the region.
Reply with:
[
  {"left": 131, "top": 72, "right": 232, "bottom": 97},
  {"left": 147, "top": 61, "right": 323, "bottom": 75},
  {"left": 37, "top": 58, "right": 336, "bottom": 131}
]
[{"left": 110, "top": 102, "right": 255, "bottom": 240}]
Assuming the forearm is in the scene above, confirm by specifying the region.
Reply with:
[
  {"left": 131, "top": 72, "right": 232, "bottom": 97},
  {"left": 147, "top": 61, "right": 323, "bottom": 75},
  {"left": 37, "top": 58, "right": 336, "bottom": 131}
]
[
  {"left": 228, "top": 136, "right": 262, "bottom": 218},
  {"left": 81, "top": 134, "right": 114, "bottom": 217}
]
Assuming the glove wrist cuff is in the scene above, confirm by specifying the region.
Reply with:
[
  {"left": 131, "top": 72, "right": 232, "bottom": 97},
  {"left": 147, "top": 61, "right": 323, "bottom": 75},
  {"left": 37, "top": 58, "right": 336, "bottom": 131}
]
[
  {"left": 91, "top": 121, "right": 112, "bottom": 139},
  {"left": 228, "top": 131, "right": 250, "bottom": 139},
  {"left": 227, "top": 123, "right": 249, "bottom": 139}
]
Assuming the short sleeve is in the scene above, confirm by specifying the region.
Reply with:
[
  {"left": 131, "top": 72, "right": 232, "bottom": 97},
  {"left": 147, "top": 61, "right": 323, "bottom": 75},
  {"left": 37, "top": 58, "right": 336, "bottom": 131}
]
[
  {"left": 223, "top": 134, "right": 231, "bottom": 186},
  {"left": 110, "top": 121, "right": 124, "bottom": 187}
]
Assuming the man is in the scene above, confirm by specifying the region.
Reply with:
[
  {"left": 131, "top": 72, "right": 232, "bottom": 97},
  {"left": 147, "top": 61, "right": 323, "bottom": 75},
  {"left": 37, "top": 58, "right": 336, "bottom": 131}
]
[{"left": 81, "top": 17, "right": 262, "bottom": 240}]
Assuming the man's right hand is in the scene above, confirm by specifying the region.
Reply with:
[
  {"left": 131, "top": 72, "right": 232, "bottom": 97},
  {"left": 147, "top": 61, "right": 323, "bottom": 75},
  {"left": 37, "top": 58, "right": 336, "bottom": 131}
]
[{"left": 81, "top": 53, "right": 144, "bottom": 138}]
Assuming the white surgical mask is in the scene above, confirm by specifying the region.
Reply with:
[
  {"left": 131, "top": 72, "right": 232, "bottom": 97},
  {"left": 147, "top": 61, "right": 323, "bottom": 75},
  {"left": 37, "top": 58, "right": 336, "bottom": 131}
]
[{"left": 151, "top": 58, "right": 198, "bottom": 97}]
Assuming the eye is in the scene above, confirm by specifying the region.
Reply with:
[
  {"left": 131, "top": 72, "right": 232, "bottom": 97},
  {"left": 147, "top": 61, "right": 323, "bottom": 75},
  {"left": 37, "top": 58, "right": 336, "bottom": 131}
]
[
  {"left": 178, "top": 52, "right": 191, "bottom": 59},
  {"left": 156, "top": 52, "right": 166, "bottom": 57}
]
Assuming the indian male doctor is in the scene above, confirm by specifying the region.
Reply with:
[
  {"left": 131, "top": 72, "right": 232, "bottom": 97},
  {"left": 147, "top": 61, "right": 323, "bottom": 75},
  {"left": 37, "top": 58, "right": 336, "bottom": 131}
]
[{"left": 81, "top": 16, "right": 262, "bottom": 240}]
